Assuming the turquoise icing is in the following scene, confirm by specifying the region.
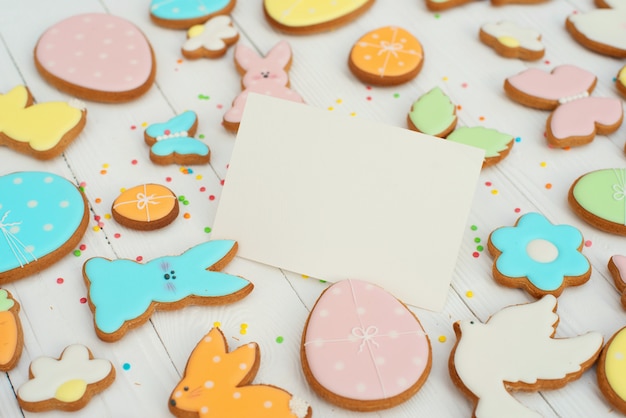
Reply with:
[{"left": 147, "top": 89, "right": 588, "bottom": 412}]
[
  {"left": 145, "top": 111, "right": 197, "bottom": 138},
  {"left": 151, "top": 137, "right": 209, "bottom": 157},
  {"left": 150, "top": 0, "right": 231, "bottom": 20},
  {"left": 490, "top": 212, "right": 589, "bottom": 291},
  {"left": 85, "top": 240, "right": 250, "bottom": 335},
  {"left": 0, "top": 172, "right": 84, "bottom": 274}
]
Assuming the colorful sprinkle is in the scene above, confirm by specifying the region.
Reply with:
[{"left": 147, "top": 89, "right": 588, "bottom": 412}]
[
  {"left": 79, "top": 297, "right": 87, "bottom": 304},
  {"left": 545, "top": 183, "right": 552, "bottom": 190},
  {"left": 393, "top": 93, "right": 400, "bottom": 98},
  {"left": 208, "top": 195, "right": 215, "bottom": 201},
  {"left": 198, "top": 94, "right": 210, "bottom": 100},
  {"left": 95, "top": 198, "right": 102, "bottom": 204},
  {"left": 73, "top": 250, "right": 81, "bottom": 257},
  {"left": 540, "top": 161, "right": 547, "bottom": 167},
  {"left": 79, "top": 244, "right": 86, "bottom": 251},
  {"left": 183, "top": 213, "right": 191, "bottom": 219},
  {"left": 491, "top": 189, "right": 499, "bottom": 195},
  {"left": 470, "top": 225, "right": 478, "bottom": 231},
  {"left": 474, "top": 237, "right": 481, "bottom": 243},
  {"left": 136, "top": 256, "right": 143, "bottom": 262},
  {"left": 122, "top": 363, "right": 131, "bottom": 371},
  {"left": 56, "top": 277, "right": 64, "bottom": 284},
  {"left": 92, "top": 226, "right": 100, "bottom": 232},
  {"left": 472, "top": 251, "right": 480, "bottom": 258},
  {"left": 465, "top": 290, "right": 473, "bottom": 298},
  {"left": 584, "top": 240, "right": 592, "bottom": 247},
  {"left": 213, "top": 321, "right": 221, "bottom": 328},
  {"left": 515, "top": 137, "right": 521, "bottom": 143},
  {"left": 514, "top": 208, "right": 521, "bottom": 213},
  {"left": 114, "top": 233, "right": 121, "bottom": 239},
  {"left": 204, "top": 227, "right": 212, "bottom": 233},
  {"left": 276, "top": 336, "right": 284, "bottom": 344},
  {"left": 131, "top": 159, "right": 138, "bottom": 165},
  {"left": 438, "top": 335, "right": 447, "bottom": 343}
]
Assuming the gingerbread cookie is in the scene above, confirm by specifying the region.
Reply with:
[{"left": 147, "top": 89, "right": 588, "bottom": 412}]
[
  {"left": 0, "top": 289, "right": 23, "bottom": 372},
  {"left": 608, "top": 255, "right": 626, "bottom": 308},
  {"left": 302, "top": 279, "right": 431, "bottom": 411},
  {"left": 17, "top": 344, "right": 115, "bottom": 412},
  {"left": 223, "top": 41, "right": 304, "bottom": 133},
  {"left": 0, "top": 171, "right": 89, "bottom": 285},
  {"left": 479, "top": 21, "right": 544, "bottom": 61},
  {"left": 169, "top": 327, "right": 312, "bottom": 418},
  {"left": 83, "top": 240, "right": 252, "bottom": 342},
  {"left": 446, "top": 127, "right": 514, "bottom": 168},
  {"left": 263, "top": 0, "right": 374, "bottom": 34},
  {"left": 348, "top": 26, "right": 423, "bottom": 86},
  {"left": 407, "top": 87, "right": 457, "bottom": 138},
  {"left": 566, "top": 7, "right": 626, "bottom": 58},
  {"left": 450, "top": 295, "right": 603, "bottom": 418},
  {"left": 150, "top": 0, "right": 236, "bottom": 29},
  {"left": 426, "top": 0, "right": 547, "bottom": 11},
  {"left": 0, "top": 86, "right": 86, "bottom": 160},
  {"left": 569, "top": 169, "right": 626, "bottom": 235},
  {"left": 112, "top": 184, "right": 179, "bottom": 230},
  {"left": 182, "top": 15, "right": 239, "bottom": 59},
  {"left": 144, "top": 111, "right": 210, "bottom": 165},
  {"left": 35, "top": 13, "right": 156, "bottom": 102},
  {"left": 488, "top": 212, "right": 591, "bottom": 298},
  {"left": 504, "top": 64, "right": 623, "bottom": 147},
  {"left": 598, "top": 326, "right": 626, "bottom": 414}
]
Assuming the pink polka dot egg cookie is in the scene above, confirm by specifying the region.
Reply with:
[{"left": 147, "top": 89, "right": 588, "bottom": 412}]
[{"left": 35, "top": 13, "right": 156, "bottom": 103}]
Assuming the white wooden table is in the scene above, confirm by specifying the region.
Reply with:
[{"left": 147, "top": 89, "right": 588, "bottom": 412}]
[{"left": 0, "top": 0, "right": 625, "bottom": 416}]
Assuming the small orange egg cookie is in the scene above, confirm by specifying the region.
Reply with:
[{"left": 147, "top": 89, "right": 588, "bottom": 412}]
[
  {"left": 349, "top": 26, "right": 423, "bottom": 86},
  {"left": 112, "top": 184, "right": 179, "bottom": 230}
]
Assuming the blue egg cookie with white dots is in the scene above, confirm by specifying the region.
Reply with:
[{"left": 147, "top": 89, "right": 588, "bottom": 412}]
[{"left": 0, "top": 171, "right": 88, "bottom": 284}]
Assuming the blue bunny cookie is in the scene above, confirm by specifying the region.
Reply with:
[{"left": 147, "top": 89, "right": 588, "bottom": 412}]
[
  {"left": 0, "top": 171, "right": 88, "bottom": 284},
  {"left": 83, "top": 240, "right": 252, "bottom": 342}
]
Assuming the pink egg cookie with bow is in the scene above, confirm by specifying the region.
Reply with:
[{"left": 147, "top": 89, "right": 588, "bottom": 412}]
[
  {"left": 35, "top": 13, "right": 156, "bottom": 103},
  {"left": 301, "top": 279, "right": 431, "bottom": 411}
]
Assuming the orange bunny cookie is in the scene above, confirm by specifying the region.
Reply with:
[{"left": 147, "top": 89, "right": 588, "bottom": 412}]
[{"left": 169, "top": 328, "right": 312, "bottom": 418}]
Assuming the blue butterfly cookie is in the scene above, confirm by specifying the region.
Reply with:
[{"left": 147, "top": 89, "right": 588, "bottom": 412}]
[
  {"left": 83, "top": 240, "right": 252, "bottom": 342},
  {"left": 144, "top": 111, "right": 210, "bottom": 165}
]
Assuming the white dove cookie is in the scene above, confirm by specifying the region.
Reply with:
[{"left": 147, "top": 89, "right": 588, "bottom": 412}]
[{"left": 449, "top": 295, "right": 603, "bottom": 418}]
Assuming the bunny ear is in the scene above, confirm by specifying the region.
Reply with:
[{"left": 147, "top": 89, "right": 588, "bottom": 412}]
[
  {"left": 178, "top": 240, "right": 237, "bottom": 271},
  {"left": 265, "top": 40, "right": 292, "bottom": 69},
  {"left": 186, "top": 328, "right": 228, "bottom": 371},
  {"left": 1, "top": 85, "right": 30, "bottom": 110},
  {"left": 226, "top": 341, "right": 259, "bottom": 386},
  {"left": 235, "top": 43, "right": 262, "bottom": 71}
]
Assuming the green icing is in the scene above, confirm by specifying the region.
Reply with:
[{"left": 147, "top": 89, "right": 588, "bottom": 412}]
[
  {"left": 573, "top": 169, "right": 626, "bottom": 225},
  {"left": 408, "top": 87, "right": 456, "bottom": 136},
  {"left": 0, "top": 290, "right": 14, "bottom": 311},
  {"left": 446, "top": 127, "right": 512, "bottom": 158}
]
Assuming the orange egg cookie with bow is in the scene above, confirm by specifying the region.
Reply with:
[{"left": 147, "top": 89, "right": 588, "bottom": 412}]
[
  {"left": 349, "top": 26, "right": 423, "bottom": 86},
  {"left": 112, "top": 184, "right": 179, "bottom": 230}
]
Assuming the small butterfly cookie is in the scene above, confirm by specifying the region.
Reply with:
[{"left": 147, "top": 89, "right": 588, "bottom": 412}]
[
  {"left": 182, "top": 15, "right": 239, "bottom": 59},
  {"left": 479, "top": 21, "right": 545, "bottom": 61},
  {"left": 169, "top": 328, "right": 312, "bottom": 418},
  {"left": 17, "top": 345, "right": 115, "bottom": 412},
  {"left": 83, "top": 240, "right": 253, "bottom": 341},
  {"left": 0, "top": 289, "right": 23, "bottom": 372},
  {"left": 504, "top": 64, "right": 623, "bottom": 147},
  {"left": 150, "top": 0, "right": 236, "bottom": 29},
  {"left": 144, "top": 111, "right": 210, "bottom": 165},
  {"left": 0, "top": 86, "right": 86, "bottom": 160},
  {"left": 566, "top": 4, "right": 626, "bottom": 58}
]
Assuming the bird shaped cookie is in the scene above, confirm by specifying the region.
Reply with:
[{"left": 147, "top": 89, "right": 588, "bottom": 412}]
[{"left": 449, "top": 295, "right": 603, "bottom": 418}]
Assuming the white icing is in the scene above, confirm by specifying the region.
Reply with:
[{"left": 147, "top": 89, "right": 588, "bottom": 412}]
[
  {"left": 18, "top": 345, "right": 112, "bottom": 403},
  {"left": 568, "top": 10, "right": 626, "bottom": 51},
  {"left": 453, "top": 295, "right": 603, "bottom": 418},
  {"left": 481, "top": 21, "right": 544, "bottom": 51},
  {"left": 558, "top": 91, "right": 589, "bottom": 104},
  {"left": 183, "top": 15, "right": 238, "bottom": 52},
  {"left": 526, "top": 239, "right": 558, "bottom": 263}
]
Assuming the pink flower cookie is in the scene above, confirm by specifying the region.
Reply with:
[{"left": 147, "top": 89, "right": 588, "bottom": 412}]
[
  {"left": 504, "top": 64, "right": 623, "bottom": 148},
  {"left": 223, "top": 40, "right": 304, "bottom": 133},
  {"left": 301, "top": 279, "right": 431, "bottom": 411},
  {"left": 35, "top": 13, "right": 156, "bottom": 103}
]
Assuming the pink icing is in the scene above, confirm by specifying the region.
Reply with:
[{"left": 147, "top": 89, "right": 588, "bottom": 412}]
[
  {"left": 507, "top": 65, "right": 596, "bottom": 101},
  {"left": 35, "top": 14, "right": 153, "bottom": 93},
  {"left": 550, "top": 97, "right": 623, "bottom": 140},
  {"left": 613, "top": 255, "right": 626, "bottom": 287},
  {"left": 304, "top": 279, "right": 430, "bottom": 401}
]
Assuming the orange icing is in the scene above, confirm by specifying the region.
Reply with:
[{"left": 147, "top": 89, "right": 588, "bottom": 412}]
[
  {"left": 112, "top": 184, "right": 176, "bottom": 223},
  {"left": 350, "top": 26, "right": 423, "bottom": 78},
  {"left": 170, "top": 328, "right": 304, "bottom": 418}
]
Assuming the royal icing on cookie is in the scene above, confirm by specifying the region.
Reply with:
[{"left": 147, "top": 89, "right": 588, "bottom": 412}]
[
  {"left": 480, "top": 21, "right": 544, "bottom": 60},
  {"left": 169, "top": 328, "right": 311, "bottom": 418},
  {"left": 302, "top": 279, "right": 431, "bottom": 411},
  {"left": 150, "top": 0, "right": 235, "bottom": 29},
  {"left": 0, "top": 172, "right": 88, "bottom": 284},
  {"left": 569, "top": 169, "right": 626, "bottom": 235},
  {"left": 183, "top": 15, "right": 239, "bottom": 59},
  {"left": 223, "top": 41, "right": 303, "bottom": 132},
  {"left": 505, "top": 65, "right": 623, "bottom": 147},
  {"left": 599, "top": 327, "right": 626, "bottom": 413},
  {"left": 451, "top": 295, "right": 603, "bottom": 418},
  {"left": 35, "top": 13, "right": 154, "bottom": 102},
  {"left": 0, "top": 289, "right": 22, "bottom": 371},
  {"left": 144, "top": 111, "right": 210, "bottom": 165},
  {"left": 617, "top": 66, "right": 626, "bottom": 97},
  {"left": 407, "top": 87, "right": 457, "bottom": 137},
  {"left": 446, "top": 127, "right": 513, "bottom": 167},
  {"left": 488, "top": 212, "right": 590, "bottom": 297},
  {"left": 567, "top": 9, "right": 626, "bottom": 57},
  {"left": 0, "top": 86, "right": 86, "bottom": 159},
  {"left": 608, "top": 255, "right": 626, "bottom": 308},
  {"left": 263, "top": 0, "right": 373, "bottom": 33},
  {"left": 112, "top": 184, "right": 178, "bottom": 229},
  {"left": 349, "top": 26, "right": 423, "bottom": 85},
  {"left": 83, "top": 240, "right": 252, "bottom": 341},
  {"left": 17, "top": 345, "right": 114, "bottom": 411}
]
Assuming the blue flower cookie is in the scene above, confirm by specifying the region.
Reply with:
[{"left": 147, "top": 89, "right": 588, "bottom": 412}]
[{"left": 487, "top": 212, "right": 591, "bottom": 298}]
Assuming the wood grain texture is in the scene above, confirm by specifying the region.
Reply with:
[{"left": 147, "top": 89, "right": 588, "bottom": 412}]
[{"left": 0, "top": 0, "right": 625, "bottom": 416}]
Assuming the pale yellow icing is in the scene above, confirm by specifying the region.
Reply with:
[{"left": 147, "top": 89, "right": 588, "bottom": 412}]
[
  {"left": 54, "top": 379, "right": 87, "bottom": 403},
  {"left": 619, "top": 67, "right": 626, "bottom": 87},
  {"left": 497, "top": 36, "right": 521, "bottom": 48},
  {"left": 0, "top": 86, "right": 83, "bottom": 151},
  {"left": 264, "top": 0, "right": 370, "bottom": 27},
  {"left": 606, "top": 328, "right": 626, "bottom": 401}
]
